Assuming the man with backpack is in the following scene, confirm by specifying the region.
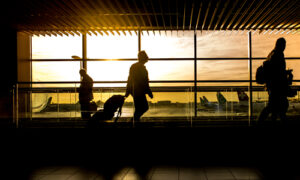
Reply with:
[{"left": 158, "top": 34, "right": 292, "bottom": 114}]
[
  {"left": 125, "top": 50, "right": 153, "bottom": 122},
  {"left": 257, "top": 38, "right": 293, "bottom": 125}
]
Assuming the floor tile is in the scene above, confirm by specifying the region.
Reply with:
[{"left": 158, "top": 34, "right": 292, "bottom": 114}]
[
  {"left": 178, "top": 168, "right": 206, "bottom": 180},
  {"left": 39, "top": 174, "right": 71, "bottom": 180},
  {"left": 112, "top": 167, "right": 131, "bottom": 180},
  {"left": 67, "top": 170, "right": 101, "bottom": 180},
  {"left": 29, "top": 175, "right": 45, "bottom": 180},
  {"left": 152, "top": 166, "right": 179, "bottom": 174},
  {"left": 50, "top": 166, "right": 79, "bottom": 175},
  {"left": 151, "top": 173, "right": 179, "bottom": 180},
  {"left": 228, "top": 167, "right": 263, "bottom": 180}
]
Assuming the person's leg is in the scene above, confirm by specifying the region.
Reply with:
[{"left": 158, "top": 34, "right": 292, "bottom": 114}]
[
  {"left": 258, "top": 92, "right": 272, "bottom": 123},
  {"left": 278, "top": 97, "right": 289, "bottom": 126},
  {"left": 258, "top": 106, "right": 270, "bottom": 122},
  {"left": 80, "top": 101, "right": 91, "bottom": 120},
  {"left": 269, "top": 91, "right": 279, "bottom": 123},
  {"left": 133, "top": 95, "right": 149, "bottom": 122}
]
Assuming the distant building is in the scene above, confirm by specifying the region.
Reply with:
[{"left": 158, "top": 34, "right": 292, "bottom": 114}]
[{"left": 157, "top": 101, "right": 172, "bottom": 106}]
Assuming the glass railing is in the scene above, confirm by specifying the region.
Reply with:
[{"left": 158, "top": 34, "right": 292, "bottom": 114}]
[{"left": 13, "top": 81, "right": 300, "bottom": 127}]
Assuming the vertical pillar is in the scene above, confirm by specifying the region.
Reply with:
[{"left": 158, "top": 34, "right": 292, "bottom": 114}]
[
  {"left": 82, "top": 33, "right": 87, "bottom": 71},
  {"left": 138, "top": 30, "right": 141, "bottom": 52},
  {"left": 248, "top": 31, "right": 253, "bottom": 125},
  {"left": 17, "top": 32, "right": 32, "bottom": 122},
  {"left": 194, "top": 30, "right": 197, "bottom": 118}
]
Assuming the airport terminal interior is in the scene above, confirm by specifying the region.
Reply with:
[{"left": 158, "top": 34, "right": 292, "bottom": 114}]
[{"left": 1, "top": 0, "right": 300, "bottom": 179}]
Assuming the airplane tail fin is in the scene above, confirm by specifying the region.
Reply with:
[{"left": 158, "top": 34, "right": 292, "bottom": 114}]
[
  {"left": 237, "top": 90, "right": 249, "bottom": 102},
  {"left": 200, "top": 96, "right": 209, "bottom": 105},
  {"left": 200, "top": 97, "right": 205, "bottom": 105},
  {"left": 217, "top": 92, "right": 227, "bottom": 105}
]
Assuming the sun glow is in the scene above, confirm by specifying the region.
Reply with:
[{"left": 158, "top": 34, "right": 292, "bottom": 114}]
[{"left": 32, "top": 32, "right": 300, "bottom": 84}]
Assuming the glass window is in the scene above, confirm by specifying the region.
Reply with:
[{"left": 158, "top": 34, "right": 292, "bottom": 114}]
[
  {"left": 252, "top": 33, "right": 300, "bottom": 57},
  {"left": 196, "top": 85, "right": 250, "bottom": 117},
  {"left": 87, "top": 61, "right": 132, "bottom": 82},
  {"left": 197, "top": 60, "right": 248, "bottom": 81},
  {"left": 87, "top": 31, "right": 138, "bottom": 59},
  {"left": 88, "top": 60, "right": 194, "bottom": 83},
  {"left": 141, "top": 31, "right": 194, "bottom": 58},
  {"left": 286, "top": 60, "right": 300, "bottom": 80},
  {"left": 32, "top": 35, "right": 82, "bottom": 59},
  {"left": 147, "top": 61, "right": 194, "bottom": 80},
  {"left": 32, "top": 62, "right": 80, "bottom": 82},
  {"left": 197, "top": 31, "right": 248, "bottom": 58}
]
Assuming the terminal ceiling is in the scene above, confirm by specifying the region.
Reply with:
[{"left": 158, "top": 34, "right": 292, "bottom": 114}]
[{"left": 6, "top": 0, "right": 300, "bottom": 36}]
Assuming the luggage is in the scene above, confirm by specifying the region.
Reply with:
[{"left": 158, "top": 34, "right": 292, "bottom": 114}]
[{"left": 88, "top": 95, "right": 125, "bottom": 127}]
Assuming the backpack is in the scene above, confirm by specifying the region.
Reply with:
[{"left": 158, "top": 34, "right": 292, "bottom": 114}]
[{"left": 256, "top": 60, "right": 271, "bottom": 85}]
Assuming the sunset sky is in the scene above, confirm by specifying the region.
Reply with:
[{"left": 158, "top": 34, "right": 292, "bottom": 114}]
[
  {"left": 31, "top": 31, "right": 300, "bottom": 103},
  {"left": 32, "top": 30, "right": 300, "bottom": 82}
]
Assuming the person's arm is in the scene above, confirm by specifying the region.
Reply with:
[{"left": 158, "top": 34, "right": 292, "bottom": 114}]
[
  {"left": 145, "top": 69, "right": 153, "bottom": 99},
  {"left": 125, "top": 68, "right": 133, "bottom": 97}
]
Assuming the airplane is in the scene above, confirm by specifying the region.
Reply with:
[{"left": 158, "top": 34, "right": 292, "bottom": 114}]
[
  {"left": 33, "top": 91, "right": 299, "bottom": 115},
  {"left": 198, "top": 91, "right": 264, "bottom": 114},
  {"left": 32, "top": 97, "right": 53, "bottom": 113},
  {"left": 198, "top": 90, "right": 300, "bottom": 115},
  {"left": 33, "top": 97, "right": 102, "bottom": 113}
]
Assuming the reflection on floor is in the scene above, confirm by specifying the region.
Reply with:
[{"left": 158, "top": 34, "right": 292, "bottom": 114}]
[{"left": 29, "top": 166, "right": 263, "bottom": 180}]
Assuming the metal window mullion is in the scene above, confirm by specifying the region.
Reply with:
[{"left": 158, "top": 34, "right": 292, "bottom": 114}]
[
  {"left": 248, "top": 31, "right": 253, "bottom": 125},
  {"left": 194, "top": 30, "right": 197, "bottom": 118},
  {"left": 138, "top": 29, "right": 141, "bottom": 52},
  {"left": 82, "top": 33, "right": 87, "bottom": 70}
]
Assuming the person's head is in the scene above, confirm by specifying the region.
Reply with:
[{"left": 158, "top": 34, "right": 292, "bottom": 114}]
[
  {"left": 79, "top": 69, "right": 87, "bottom": 77},
  {"left": 138, "top": 50, "right": 149, "bottom": 64},
  {"left": 275, "top": 37, "right": 286, "bottom": 51}
]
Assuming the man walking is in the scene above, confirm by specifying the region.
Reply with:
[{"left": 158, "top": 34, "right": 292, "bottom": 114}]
[
  {"left": 125, "top": 51, "right": 153, "bottom": 122},
  {"left": 258, "top": 38, "right": 292, "bottom": 124}
]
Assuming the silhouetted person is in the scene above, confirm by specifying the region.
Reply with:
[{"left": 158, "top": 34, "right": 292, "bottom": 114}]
[
  {"left": 125, "top": 51, "right": 153, "bottom": 122},
  {"left": 258, "top": 38, "right": 292, "bottom": 125},
  {"left": 79, "top": 69, "right": 94, "bottom": 120}
]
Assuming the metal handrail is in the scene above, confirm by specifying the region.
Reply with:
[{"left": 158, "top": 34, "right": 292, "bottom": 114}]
[
  {"left": 30, "top": 57, "right": 300, "bottom": 61},
  {"left": 16, "top": 79, "right": 300, "bottom": 84}
]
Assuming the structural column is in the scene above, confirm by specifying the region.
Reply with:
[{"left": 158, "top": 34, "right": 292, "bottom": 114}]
[{"left": 16, "top": 32, "right": 32, "bottom": 126}]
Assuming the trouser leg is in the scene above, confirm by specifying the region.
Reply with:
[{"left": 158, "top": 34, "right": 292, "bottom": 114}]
[
  {"left": 279, "top": 97, "right": 289, "bottom": 125},
  {"left": 258, "top": 106, "right": 270, "bottom": 122},
  {"left": 80, "top": 102, "right": 91, "bottom": 120},
  {"left": 133, "top": 95, "right": 149, "bottom": 122}
]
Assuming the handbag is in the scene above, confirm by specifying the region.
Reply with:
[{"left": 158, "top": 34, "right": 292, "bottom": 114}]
[
  {"left": 287, "top": 86, "right": 297, "bottom": 97},
  {"left": 89, "top": 101, "right": 98, "bottom": 112}
]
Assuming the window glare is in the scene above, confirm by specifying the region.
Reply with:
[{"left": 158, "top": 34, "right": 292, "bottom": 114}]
[
  {"left": 31, "top": 32, "right": 300, "bottom": 84},
  {"left": 32, "top": 62, "right": 80, "bottom": 82},
  {"left": 87, "top": 32, "right": 138, "bottom": 59},
  {"left": 142, "top": 30, "right": 194, "bottom": 58},
  {"left": 32, "top": 35, "right": 82, "bottom": 59}
]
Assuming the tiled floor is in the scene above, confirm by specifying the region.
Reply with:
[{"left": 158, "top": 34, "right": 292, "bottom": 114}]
[{"left": 29, "top": 166, "right": 263, "bottom": 180}]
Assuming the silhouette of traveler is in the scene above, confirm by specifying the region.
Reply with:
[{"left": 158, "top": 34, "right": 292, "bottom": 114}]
[
  {"left": 79, "top": 68, "right": 94, "bottom": 120},
  {"left": 125, "top": 50, "right": 153, "bottom": 122},
  {"left": 258, "top": 38, "right": 292, "bottom": 124}
]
